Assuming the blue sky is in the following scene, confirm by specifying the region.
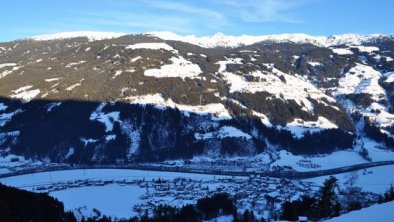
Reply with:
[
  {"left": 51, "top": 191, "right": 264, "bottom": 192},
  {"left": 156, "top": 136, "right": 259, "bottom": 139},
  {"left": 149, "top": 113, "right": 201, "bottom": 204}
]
[{"left": 1, "top": 0, "right": 393, "bottom": 42}]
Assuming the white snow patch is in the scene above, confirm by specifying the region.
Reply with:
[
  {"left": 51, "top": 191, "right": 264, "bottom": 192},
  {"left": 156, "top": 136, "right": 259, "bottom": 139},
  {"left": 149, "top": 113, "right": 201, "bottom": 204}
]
[
  {"left": 369, "top": 104, "right": 394, "bottom": 129},
  {"left": 47, "top": 102, "right": 62, "bottom": 112},
  {"left": 65, "top": 61, "right": 85, "bottom": 68},
  {"left": 374, "top": 54, "right": 382, "bottom": 62},
  {"left": 84, "top": 47, "right": 91, "bottom": 52},
  {"left": 220, "top": 65, "right": 337, "bottom": 112},
  {"left": 105, "top": 134, "right": 117, "bottom": 141},
  {"left": 45, "top": 78, "right": 61, "bottom": 82},
  {"left": 0, "top": 103, "right": 7, "bottom": 111},
  {"left": 272, "top": 149, "right": 367, "bottom": 172},
  {"left": 0, "top": 109, "right": 23, "bottom": 127},
  {"left": 216, "top": 58, "right": 243, "bottom": 73},
  {"left": 0, "top": 64, "right": 21, "bottom": 79},
  {"left": 90, "top": 103, "right": 121, "bottom": 132},
  {"left": 10, "top": 86, "right": 40, "bottom": 102},
  {"left": 66, "top": 79, "right": 84, "bottom": 91},
  {"left": 66, "top": 83, "right": 81, "bottom": 91},
  {"left": 331, "top": 48, "right": 354, "bottom": 55},
  {"left": 205, "top": 215, "right": 233, "bottom": 222},
  {"left": 292, "top": 55, "right": 300, "bottom": 60},
  {"left": 80, "top": 138, "right": 98, "bottom": 146},
  {"left": 121, "top": 122, "right": 141, "bottom": 156},
  {"left": 125, "top": 94, "right": 231, "bottom": 121},
  {"left": 195, "top": 126, "right": 252, "bottom": 140},
  {"left": 144, "top": 56, "right": 202, "bottom": 80},
  {"left": 335, "top": 63, "right": 385, "bottom": 102},
  {"left": 384, "top": 72, "right": 394, "bottom": 83},
  {"left": 0, "top": 63, "right": 17, "bottom": 69},
  {"left": 308, "top": 61, "right": 323, "bottom": 67},
  {"left": 52, "top": 184, "right": 144, "bottom": 219},
  {"left": 351, "top": 46, "right": 379, "bottom": 53},
  {"left": 112, "top": 70, "right": 123, "bottom": 79},
  {"left": 12, "top": 85, "right": 33, "bottom": 94},
  {"left": 130, "top": 56, "right": 142, "bottom": 63},
  {"left": 252, "top": 111, "right": 273, "bottom": 127},
  {"left": 360, "top": 138, "right": 394, "bottom": 162},
  {"left": 65, "top": 148, "right": 74, "bottom": 159},
  {"left": 125, "top": 68, "right": 135, "bottom": 73},
  {"left": 278, "top": 117, "right": 338, "bottom": 138},
  {"left": 0, "top": 153, "right": 41, "bottom": 169},
  {"left": 125, "top": 42, "right": 177, "bottom": 53},
  {"left": 340, "top": 100, "right": 394, "bottom": 138}
]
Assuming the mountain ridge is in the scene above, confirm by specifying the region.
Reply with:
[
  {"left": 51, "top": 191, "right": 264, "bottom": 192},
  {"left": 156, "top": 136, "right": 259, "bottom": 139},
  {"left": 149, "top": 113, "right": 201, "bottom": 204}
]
[{"left": 20, "top": 31, "right": 393, "bottom": 48}]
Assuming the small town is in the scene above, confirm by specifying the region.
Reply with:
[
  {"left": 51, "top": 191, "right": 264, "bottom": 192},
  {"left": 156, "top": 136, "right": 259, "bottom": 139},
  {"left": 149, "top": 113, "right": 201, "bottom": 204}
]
[{"left": 30, "top": 173, "right": 320, "bottom": 219}]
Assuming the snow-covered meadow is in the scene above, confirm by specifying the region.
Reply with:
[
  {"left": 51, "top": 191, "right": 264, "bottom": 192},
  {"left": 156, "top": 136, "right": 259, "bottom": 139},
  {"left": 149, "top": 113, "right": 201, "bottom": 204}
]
[
  {"left": 305, "top": 165, "right": 394, "bottom": 194},
  {"left": 325, "top": 201, "right": 394, "bottom": 222}
]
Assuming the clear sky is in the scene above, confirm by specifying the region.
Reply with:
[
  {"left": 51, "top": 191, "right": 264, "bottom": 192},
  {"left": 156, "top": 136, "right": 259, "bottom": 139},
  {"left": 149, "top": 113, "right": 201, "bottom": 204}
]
[{"left": 1, "top": 0, "right": 393, "bottom": 42}]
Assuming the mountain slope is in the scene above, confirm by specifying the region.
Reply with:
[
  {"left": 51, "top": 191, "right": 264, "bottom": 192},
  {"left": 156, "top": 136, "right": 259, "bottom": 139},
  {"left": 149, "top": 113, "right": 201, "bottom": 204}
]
[
  {"left": 0, "top": 32, "right": 393, "bottom": 164},
  {"left": 0, "top": 183, "right": 76, "bottom": 222},
  {"left": 326, "top": 201, "right": 394, "bottom": 222}
]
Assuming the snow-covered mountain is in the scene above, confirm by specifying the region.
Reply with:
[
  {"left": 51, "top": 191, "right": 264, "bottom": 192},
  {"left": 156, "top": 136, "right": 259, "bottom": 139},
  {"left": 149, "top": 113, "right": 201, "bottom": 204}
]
[
  {"left": 0, "top": 31, "right": 393, "bottom": 164},
  {"left": 148, "top": 31, "right": 388, "bottom": 48},
  {"left": 26, "top": 31, "right": 390, "bottom": 48},
  {"left": 29, "top": 31, "right": 126, "bottom": 41}
]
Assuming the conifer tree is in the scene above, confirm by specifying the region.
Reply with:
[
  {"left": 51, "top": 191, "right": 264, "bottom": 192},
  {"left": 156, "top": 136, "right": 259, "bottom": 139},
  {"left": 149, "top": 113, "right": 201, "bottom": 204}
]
[{"left": 314, "top": 176, "right": 341, "bottom": 220}]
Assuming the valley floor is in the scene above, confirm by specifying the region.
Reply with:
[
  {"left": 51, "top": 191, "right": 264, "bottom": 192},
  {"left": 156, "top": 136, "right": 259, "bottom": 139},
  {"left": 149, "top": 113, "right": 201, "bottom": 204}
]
[
  {"left": 1, "top": 165, "right": 394, "bottom": 220},
  {"left": 1, "top": 140, "right": 394, "bottom": 221}
]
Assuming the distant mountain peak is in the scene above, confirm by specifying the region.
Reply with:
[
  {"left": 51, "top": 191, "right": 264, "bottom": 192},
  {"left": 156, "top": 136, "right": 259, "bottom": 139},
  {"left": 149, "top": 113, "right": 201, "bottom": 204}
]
[
  {"left": 148, "top": 31, "right": 390, "bottom": 48},
  {"left": 23, "top": 31, "right": 391, "bottom": 48}
]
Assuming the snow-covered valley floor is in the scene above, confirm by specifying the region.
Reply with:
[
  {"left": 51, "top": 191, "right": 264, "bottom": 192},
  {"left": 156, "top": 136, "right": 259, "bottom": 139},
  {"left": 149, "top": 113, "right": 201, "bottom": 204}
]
[
  {"left": 51, "top": 184, "right": 144, "bottom": 219},
  {"left": 0, "top": 139, "right": 393, "bottom": 221},
  {"left": 0, "top": 169, "right": 239, "bottom": 219},
  {"left": 1, "top": 166, "right": 394, "bottom": 220},
  {"left": 0, "top": 169, "right": 310, "bottom": 219},
  {"left": 305, "top": 165, "right": 394, "bottom": 193}
]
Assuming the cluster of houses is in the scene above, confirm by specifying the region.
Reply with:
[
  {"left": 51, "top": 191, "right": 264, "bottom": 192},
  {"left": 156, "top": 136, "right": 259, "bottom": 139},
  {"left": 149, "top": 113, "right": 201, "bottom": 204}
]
[
  {"left": 133, "top": 175, "right": 317, "bottom": 219},
  {"left": 32, "top": 174, "right": 317, "bottom": 220}
]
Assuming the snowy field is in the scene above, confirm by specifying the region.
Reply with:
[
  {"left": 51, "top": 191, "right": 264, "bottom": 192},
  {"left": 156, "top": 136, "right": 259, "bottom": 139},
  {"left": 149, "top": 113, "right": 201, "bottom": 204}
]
[
  {"left": 270, "top": 138, "right": 394, "bottom": 172},
  {"left": 305, "top": 165, "right": 394, "bottom": 193},
  {"left": 271, "top": 150, "right": 368, "bottom": 171},
  {"left": 325, "top": 201, "right": 394, "bottom": 222},
  {"left": 51, "top": 184, "right": 145, "bottom": 219},
  {"left": 0, "top": 169, "right": 237, "bottom": 219}
]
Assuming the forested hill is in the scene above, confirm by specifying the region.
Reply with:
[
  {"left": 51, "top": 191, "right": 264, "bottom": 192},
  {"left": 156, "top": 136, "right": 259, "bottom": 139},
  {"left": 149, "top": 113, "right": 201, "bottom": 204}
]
[{"left": 0, "top": 32, "right": 393, "bottom": 163}]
